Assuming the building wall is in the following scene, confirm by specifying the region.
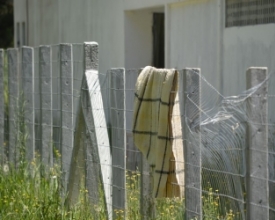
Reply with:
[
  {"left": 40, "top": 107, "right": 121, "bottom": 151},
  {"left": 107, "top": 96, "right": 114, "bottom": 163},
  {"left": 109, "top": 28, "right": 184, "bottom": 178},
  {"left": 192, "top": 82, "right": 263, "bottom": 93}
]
[
  {"left": 13, "top": 0, "right": 27, "bottom": 47},
  {"left": 167, "top": 0, "right": 222, "bottom": 91},
  {"left": 15, "top": 0, "right": 210, "bottom": 74},
  {"left": 223, "top": 24, "right": 275, "bottom": 96},
  {"left": 13, "top": 0, "right": 275, "bottom": 98}
]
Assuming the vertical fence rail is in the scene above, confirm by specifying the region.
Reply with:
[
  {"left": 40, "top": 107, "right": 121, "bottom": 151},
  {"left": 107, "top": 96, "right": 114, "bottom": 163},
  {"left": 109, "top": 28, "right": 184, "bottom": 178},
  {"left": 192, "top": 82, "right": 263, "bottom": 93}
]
[
  {"left": 246, "top": 67, "right": 269, "bottom": 220},
  {"left": 182, "top": 68, "right": 202, "bottom": 219},
  {"left": 39, "top": 46, "right": 53, "bottom": 167},
  {"left": 0, "top": 49, "right": 4, "bottom": 165},
  {"left": 83, "top": 42, "right": 112, "bottom": 219},
  {"left": 60, "top": 44, "right": 74, "bottom": 193},
  {"left": 109, "top": 68, "right": 126, "bottom": 218},
  {"left": 82, "top": 43, "right": 101, "bottom": 206},
  {"left": 7, "top": 48, "right": 19, "bottom": 166},
  {"left": 125, "top": 69, "right": 141, "bottom": 172},
  {"left": 22, "top": 47, "right": 35, "bottom": 162}
]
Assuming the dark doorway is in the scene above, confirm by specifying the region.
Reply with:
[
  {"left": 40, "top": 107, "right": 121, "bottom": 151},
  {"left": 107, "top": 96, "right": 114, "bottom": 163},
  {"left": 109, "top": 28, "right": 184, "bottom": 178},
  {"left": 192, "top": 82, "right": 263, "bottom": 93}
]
[{"left": 152, "top": 13, "right": 165, "bottom": 68}]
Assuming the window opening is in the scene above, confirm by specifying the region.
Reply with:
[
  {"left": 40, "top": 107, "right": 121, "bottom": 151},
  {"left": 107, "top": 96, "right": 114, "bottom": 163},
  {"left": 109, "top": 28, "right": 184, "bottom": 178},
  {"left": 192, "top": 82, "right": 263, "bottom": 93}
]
[
  {"left": 226, "top": 0, "right": 275, "bottom": 27},
  {"left": 152, "top": 13, "right": 165, "bottom": 68}
]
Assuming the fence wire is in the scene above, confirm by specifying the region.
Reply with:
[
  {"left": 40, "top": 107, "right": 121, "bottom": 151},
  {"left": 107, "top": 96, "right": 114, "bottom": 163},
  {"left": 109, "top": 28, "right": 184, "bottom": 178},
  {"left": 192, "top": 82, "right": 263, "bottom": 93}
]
[{"left": 0, "top": 43, "right": 275, "bottom": 220}]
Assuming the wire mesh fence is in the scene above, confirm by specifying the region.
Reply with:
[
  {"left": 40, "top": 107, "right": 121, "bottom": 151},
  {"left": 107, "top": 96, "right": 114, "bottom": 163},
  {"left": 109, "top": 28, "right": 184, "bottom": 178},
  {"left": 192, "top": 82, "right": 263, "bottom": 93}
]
[{"left": 0, "top": 42, "right": 275, "bottom": 220}]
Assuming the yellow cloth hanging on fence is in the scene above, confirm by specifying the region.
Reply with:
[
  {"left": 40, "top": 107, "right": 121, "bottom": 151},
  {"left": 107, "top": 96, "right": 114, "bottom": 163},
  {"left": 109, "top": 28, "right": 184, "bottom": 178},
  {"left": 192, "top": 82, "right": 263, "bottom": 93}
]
[{"left": 132, "top": 66, "right": 184, "bottom": 198}]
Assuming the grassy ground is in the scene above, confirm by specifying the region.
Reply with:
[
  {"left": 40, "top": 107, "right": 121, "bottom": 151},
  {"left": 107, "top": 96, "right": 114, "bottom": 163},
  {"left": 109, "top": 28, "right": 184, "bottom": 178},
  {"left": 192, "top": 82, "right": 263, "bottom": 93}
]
[{"left": 0, "top": 156, "right": 237, "bottom": 220}]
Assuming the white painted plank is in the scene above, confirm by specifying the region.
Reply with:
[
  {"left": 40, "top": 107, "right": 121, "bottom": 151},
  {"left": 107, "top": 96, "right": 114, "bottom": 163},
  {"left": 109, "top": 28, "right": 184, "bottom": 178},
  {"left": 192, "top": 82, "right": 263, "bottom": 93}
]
[
  {"left": 7, "top": 48, "right": 19, "bottom": 166},
  {"left": 109, "top": 68, "right": 126, "bottom": 218},
  {"left": 246, "top": 67, "right": 269, "bottom": 220},
  {"left": 0, "top": 49, "right": 5, "bottom": 165},
  {"left": 60, "top": 44, "right": 74, "bottom": 194},
  {"left": 22, "top": 47, "right": 35, "bottom": 162},
  {"left": 83, "top": 42, "right": 112, "bottom": 219},
  {"left": 39, "top": 46, "right": 53, "bottom": 167}
]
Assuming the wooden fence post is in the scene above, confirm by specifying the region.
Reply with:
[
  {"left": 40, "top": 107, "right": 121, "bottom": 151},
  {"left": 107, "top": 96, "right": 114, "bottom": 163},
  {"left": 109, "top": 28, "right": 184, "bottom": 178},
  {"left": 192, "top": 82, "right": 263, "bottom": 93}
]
[
  {"left": 109, "top": 68, "right": 126, "bottom": 218},
  {"left": 7, "top": 48, "right": 19, "bottom": 166},
  {"left": 0, "top": 49, "right": 4, "bottom": 165},
  {"left": 39, "top": 46, "right": 53, "bottom": 167},
  {"left": 182, "top": 68, "right": 202, "bottom": 219},
  {"left": 246, "top": 67, "right": 269, "bottom": 220},
  {"left": 60, "top": 44, "right": 74, "bottom": 194},
  {"left": 83, "top": 42, "right": 112, "bottom": 219},
  {"left": 22, "top": 47, "right": 35, "bottom": 162}
]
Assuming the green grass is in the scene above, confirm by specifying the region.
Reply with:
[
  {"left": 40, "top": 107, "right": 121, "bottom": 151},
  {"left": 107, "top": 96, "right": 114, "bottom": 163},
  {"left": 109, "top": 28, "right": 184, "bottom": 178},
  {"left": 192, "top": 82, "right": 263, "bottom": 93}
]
[
  {"left": 0, "top": 156, "right": 107, "bottom": 220},
  {"left": 0, "top": 157, "right": 239, "bottom": 220}
]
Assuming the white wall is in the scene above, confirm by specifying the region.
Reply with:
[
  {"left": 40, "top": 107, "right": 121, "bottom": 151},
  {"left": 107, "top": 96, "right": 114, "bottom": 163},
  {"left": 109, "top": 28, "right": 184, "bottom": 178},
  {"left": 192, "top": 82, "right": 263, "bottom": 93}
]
[
  {"left": 15, "top": 0, "right": 126, "bottom": 74},
  {"left": 223, "top": 24, "right": 275, "bottom": 96},
  {"left": 13, "top": 0, "right": 275, "bottom": 94},
  {"left": 13, "top": 0, "right": 27, "bottom": 47},
  {"left": 167, "top": 0, "right": 222, "bottom": 91},
  {"left": 13, "top": 0, "right": 196, "bottom": 74},
  {"left": 124, "top": 7, "right": 165, "bottom": 69}
]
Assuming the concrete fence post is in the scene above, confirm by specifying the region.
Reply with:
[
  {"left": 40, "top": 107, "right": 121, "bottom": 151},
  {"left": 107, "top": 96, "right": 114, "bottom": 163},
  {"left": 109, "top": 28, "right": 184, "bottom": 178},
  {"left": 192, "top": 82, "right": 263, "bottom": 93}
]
[
  {"left": 125, "top": 69, "right": 141, "bottom": 172},
  {"left": 7, "top": 48, "right": 19, "bottom": 166},
  {"left": 39, "top": 46, "right": 53, "bottom": 167},
  {"left": 0, "top": 49, "right": 4, "bottom": 165},
  {"left": 109, "top": 68, "right": 126, "bottom": 218},
  {"left": 60, "top": 44, "right": 74, "bottom": 194},
  {"left": 246, "top": 67, "right": 269, "bottom": 220},
  {"left": 182, "top": 68, "right": 202, "bottom": 220},
  {"left": 22, "top": 47, "right": 35, "bottom": 162},
  {"left": 83, "top": 42, "right": 112, "bottom": 219}
]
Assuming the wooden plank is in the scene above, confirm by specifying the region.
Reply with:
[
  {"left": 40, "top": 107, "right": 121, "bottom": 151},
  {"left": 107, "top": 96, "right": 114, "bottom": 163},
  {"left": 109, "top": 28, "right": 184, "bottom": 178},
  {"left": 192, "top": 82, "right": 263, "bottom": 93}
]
[
  {"left": 109, "top": 68, "right": 126, "bottom": 218},
  {"left": 182, "top": 68, "right": 202, "bottom": 220},
  {"left": 39, "top": 46, "right": 53, "bottom": 167},
  {"left": 83, "top": 42, "right": 112, "bottom": 219},
  {"left": 60, "top": 44, "right": 74, "bottom": 194},
  {"left": 246, "top": 67, "right": 269, "bottom": 220},
  {"left": 7, "top": 48, "right": 19, "bottom": 166},
  {"left": 0, "top": 49, "right": 4, "bottom": 165},
  {"left": 22, "top": 47, "right": 35, "bottom": 162}
]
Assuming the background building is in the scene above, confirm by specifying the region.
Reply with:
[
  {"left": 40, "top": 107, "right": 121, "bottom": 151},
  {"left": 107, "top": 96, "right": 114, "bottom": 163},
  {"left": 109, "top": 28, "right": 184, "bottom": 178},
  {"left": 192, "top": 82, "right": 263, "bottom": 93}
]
[{"left": 13, "top": 0, "right": 275, "bottom": 96}]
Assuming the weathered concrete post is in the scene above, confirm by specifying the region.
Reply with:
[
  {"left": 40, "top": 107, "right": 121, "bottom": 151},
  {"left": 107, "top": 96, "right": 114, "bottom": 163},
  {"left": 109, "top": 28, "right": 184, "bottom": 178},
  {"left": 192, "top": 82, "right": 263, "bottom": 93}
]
[
  {"left": 60, "top": 44, "right": 74, "bottom": 194},
  {"left": 182, "top": 68, "right": 202, "bottom": 220},
  {"left": 246, "top": 67, "right": 269, "bottom": 220},
  {"left": 39, "top": 46, "right": 53, "bottom": 167},
  {"left": 83, "top": 42, "right": 112, "bottom": 219},
  {"left": 7, "top": 48, "right": 19, "bottom": 166},
  {"left": 22, "top": 47, "right": 35, "bottom": 162},
  {"left": 109, "top": 68, "right": 126, "bottom": 218},
  {"left": 0, "top": 49, "right": 4, "bottom": 165}
]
